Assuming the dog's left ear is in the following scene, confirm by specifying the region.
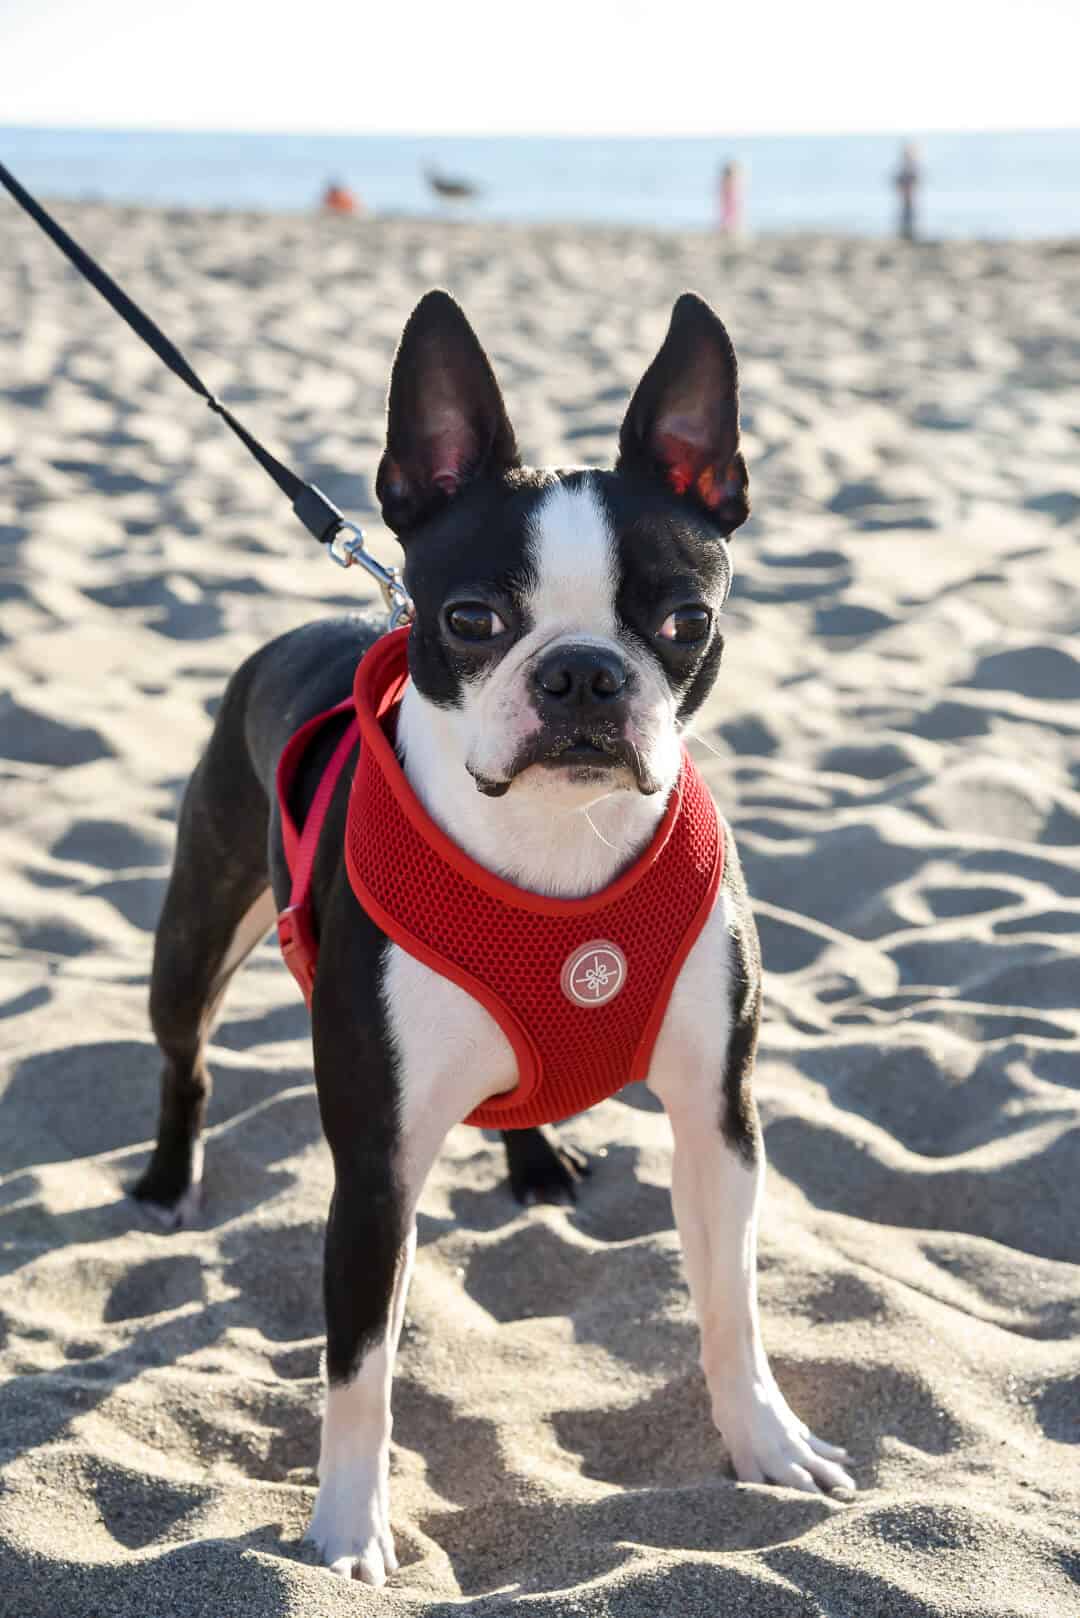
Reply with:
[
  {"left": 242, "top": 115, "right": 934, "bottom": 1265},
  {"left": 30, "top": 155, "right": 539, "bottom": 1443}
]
[
  {"left": 376, "top": 289, "right": 520, "bottom": 535},
  {"left": 617, "top": 292, "right": 749, "bottom": 535}
]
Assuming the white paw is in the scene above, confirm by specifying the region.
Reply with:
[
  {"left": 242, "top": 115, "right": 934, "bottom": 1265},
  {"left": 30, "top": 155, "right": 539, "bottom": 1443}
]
[
  {"left": 307, "top": 1483, "right": 397, "bottom": 1585},
  {"left": 716, "top": 1380, "right": 855, "bottom": 1494}
]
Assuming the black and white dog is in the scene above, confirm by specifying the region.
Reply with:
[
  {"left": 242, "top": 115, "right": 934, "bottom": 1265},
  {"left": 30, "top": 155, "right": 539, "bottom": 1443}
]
[{"left": 135, "top": 289, "right": 853, "bottom": 1583}]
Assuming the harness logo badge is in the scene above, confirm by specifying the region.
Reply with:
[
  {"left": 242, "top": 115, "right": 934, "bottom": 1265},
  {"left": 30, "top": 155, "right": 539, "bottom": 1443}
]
[{"left": 560, "top": 940, "right": 628, "bottom": 1008}]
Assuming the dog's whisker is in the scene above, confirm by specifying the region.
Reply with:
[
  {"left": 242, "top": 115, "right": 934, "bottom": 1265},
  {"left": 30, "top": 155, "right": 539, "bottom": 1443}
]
[
  {"left": 681, "top": 725, "right": 725, "bottom": 760},
  {"left": 582, "top": 805, "right": 618, "bottom": 851}
]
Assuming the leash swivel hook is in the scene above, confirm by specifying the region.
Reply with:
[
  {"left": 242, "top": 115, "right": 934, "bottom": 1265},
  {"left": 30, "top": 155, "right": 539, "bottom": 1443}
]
[{"left": 327, "top": 520, "right": 415, "bottom": 631}]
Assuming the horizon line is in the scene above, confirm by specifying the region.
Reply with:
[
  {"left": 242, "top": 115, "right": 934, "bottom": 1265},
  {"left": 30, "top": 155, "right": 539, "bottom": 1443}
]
[{"left": 3, "top": 119, "right": 1078, "bottom": 142}]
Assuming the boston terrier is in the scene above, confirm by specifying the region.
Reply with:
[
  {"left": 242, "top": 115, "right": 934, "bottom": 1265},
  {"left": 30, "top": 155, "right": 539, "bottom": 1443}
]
[{"left": 134, "top": 289, "right": 854, "bottom": 1583}]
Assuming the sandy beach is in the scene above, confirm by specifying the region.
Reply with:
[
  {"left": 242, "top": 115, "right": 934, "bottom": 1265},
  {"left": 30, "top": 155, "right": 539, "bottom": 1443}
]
[{"left": 2, "top": 202, "right": 1079, "bottom": 1615}]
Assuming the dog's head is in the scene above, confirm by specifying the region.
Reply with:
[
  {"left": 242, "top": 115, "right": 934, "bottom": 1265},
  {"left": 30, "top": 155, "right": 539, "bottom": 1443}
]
[{"left": 375, "top": 290, "right": 749, "bottom": 805}]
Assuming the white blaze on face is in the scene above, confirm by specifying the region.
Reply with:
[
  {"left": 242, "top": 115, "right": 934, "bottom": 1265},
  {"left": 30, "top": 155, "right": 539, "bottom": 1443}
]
[
  {"left": 525, "top": 478, "right": 619, "bottom": 638},
  {"left": 525, "top": 477, "right": 680, "bottom": 798}
]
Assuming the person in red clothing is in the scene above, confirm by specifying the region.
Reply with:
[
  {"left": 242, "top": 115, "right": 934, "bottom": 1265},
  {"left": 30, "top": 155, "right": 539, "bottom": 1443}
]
[
  {"left": 321, "top": 178, "right": 361, "bottom": 215},
  {"left": 717, "top": 159, "right": 744, "bottom": 237}
]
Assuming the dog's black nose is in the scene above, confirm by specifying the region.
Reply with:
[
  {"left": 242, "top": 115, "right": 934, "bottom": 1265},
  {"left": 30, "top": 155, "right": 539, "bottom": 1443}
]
[{"left": 535, "top": 645, "right": 628, "bottom": 705}]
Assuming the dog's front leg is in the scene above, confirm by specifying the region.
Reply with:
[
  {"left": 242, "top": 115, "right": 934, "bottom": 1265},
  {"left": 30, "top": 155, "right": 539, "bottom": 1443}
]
[
  {"left": 305, "top": 911, "right": 512, "bottom": 1583},
  {"left": 648, "top": 905, "right": 854, "bottom": 1494},
  {"left": 659, "top": 1097, "right": 852, "bottom": 1492},
  {"left": 306, "top": 1161, "right": 414, "bottom": 1585},
  {"left": 302, "top": 911, "right": 418, "bottom": 1586}
]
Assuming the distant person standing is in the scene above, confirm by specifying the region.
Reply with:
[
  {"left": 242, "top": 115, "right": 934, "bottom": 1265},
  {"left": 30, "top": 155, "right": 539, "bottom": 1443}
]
[
  {"left": 717, "top": 160, "right": 744, "bottom": 237},
  {"left": 893, "top": 143, "right": 921, "bottom": 240}
]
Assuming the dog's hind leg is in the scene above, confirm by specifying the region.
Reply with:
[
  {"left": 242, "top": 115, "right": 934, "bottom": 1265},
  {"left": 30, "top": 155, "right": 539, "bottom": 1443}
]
[
  {"left": 134, "top": 705, "right": 272, "bottom": 1228},
  {"left": 501, "top": 1127, "right": 590, "bottom": 1206}
]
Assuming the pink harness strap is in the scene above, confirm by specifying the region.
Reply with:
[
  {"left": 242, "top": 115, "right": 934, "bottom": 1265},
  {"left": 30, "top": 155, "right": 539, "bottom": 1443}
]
[{"left": 275, "top": 699, "right": 357, "bottom": 1005}]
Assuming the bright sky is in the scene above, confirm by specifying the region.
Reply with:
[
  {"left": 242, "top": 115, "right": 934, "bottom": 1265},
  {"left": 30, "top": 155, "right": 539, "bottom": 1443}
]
[{"left": 3, "top": 0, "right": 1079, "bottom": 136}]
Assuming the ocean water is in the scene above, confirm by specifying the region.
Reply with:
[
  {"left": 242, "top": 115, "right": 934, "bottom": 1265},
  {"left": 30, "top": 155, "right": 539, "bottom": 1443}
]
[{"left": 2, "top": 126, "right": 1078, "bottom": 238}]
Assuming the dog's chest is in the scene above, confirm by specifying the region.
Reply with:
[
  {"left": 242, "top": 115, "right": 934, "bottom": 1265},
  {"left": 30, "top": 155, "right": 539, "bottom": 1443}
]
[{"left": 379, "top": 887, "right": 736, "bottom": 1136}]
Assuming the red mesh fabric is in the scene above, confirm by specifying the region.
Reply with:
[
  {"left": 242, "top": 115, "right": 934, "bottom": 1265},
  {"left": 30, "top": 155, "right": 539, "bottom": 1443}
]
[
  {"left": 275, "top": 699, "right": 357, "bottom": 1007},
  {"left": 344, "top": 629, "right": 723, "bottom": 1130}
]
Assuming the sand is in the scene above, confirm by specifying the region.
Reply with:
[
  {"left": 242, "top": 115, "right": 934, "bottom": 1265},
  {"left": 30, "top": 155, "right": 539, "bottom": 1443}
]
[{"left": 2, "top": 201, "right": 1079, "bottom": 1616}]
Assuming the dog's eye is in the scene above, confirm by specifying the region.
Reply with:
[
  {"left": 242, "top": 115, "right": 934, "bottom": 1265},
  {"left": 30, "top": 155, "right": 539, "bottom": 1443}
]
[
  {"left": 658, "top": 606, "right": 711, "bottom": 644},
  {"left": 446, "top": 603, "right": 507, "bottom": 642}
]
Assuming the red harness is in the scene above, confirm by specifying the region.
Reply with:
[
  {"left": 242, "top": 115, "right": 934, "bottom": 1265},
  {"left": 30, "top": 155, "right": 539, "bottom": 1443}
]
[{"left": 276, "top": 628, "right": 723, "bottom": 1130}]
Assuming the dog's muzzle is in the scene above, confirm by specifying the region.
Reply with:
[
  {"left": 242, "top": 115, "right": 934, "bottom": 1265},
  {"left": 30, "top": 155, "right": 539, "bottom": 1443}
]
[
  {"left": 468, "top": 728, "right": 662, "bottom": 797},
  {"left": 467, "top": 642, "right": 666, "bottom": 797}
]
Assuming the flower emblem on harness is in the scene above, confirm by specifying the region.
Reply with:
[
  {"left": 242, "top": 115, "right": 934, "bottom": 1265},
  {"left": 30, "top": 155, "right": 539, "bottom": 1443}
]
[
  {"left": 560, "top": 940, "right": 628, "bottom": 1008},
  {"left": 582, "top": 959, "right": 612, "bottom": 995}
]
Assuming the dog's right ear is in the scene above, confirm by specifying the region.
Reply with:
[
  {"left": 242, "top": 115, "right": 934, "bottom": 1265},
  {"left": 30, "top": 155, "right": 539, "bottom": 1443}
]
[{"left": 376, "top": 290, "right": 520, "bottom": 535}]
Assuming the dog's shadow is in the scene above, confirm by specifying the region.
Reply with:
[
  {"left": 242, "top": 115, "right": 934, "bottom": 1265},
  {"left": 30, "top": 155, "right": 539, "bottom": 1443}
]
[
  {"left": 0, "top": 1522, "right": 311, "bottom": 1618},
  {"left": 398, "top": 1137, "right": 851, "bottom": 1601},
  {"left": 394, "top": 1374, "right": 840, "bottom": 1600}
]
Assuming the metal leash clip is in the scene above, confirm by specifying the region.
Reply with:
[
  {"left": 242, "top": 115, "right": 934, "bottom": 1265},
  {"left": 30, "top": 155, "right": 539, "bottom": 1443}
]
[{"left": 328, "top": 521, "right": 415, "bottom": 630}]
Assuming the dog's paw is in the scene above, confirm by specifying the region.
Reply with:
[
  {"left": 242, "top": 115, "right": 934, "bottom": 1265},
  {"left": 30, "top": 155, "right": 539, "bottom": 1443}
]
[
  {"left": 307, "top": 1490, "right": 397, "bottom": 1585},
  {"left": 506, "top": 1130, "right": 590, "bottom": 1207},
  {"left": 131, "top": 1145, "right": 204, "bottom": 1231},
  {"left": 717, "top": 1381, "right": 855, "bottom": 1495},
  {"left": 131, "top": 1181, "right": 202, "bottom": 1232}
]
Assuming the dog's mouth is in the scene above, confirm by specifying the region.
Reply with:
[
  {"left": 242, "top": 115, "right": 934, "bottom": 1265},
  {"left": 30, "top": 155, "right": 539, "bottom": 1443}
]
[
  {"left": 468, "top": 730, "right": 662, "bottom": 797},
  {"left": 541, "top": 731, "right": 624, "bottom": 769}
]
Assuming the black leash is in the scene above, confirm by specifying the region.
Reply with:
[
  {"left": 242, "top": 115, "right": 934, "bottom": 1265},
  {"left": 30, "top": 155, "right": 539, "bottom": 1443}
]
[{"left": 0, "top": 159, "right": 408, "bottom": 607}]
